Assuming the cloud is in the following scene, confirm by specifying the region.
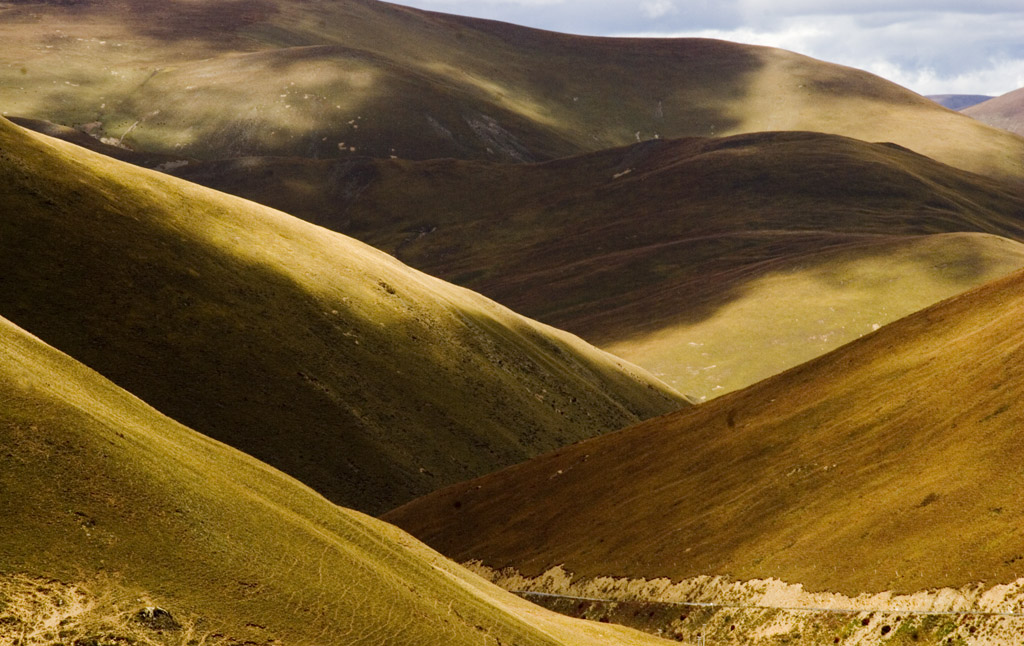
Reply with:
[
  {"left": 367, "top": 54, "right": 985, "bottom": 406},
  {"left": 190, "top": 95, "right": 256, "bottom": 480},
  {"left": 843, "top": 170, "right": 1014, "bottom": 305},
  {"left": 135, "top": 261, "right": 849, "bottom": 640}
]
[
  {"left": 736, "top": 0, "right": 1023, "bottom": 17},
  {"left": 400, "top": 0, "right": 567, "bottom": 5},
  {"left": 641, "top": 0, "right": 676, "bottom": 19},
  {"left": 389, "top": 0, "right": 736, "bottom": 34}
]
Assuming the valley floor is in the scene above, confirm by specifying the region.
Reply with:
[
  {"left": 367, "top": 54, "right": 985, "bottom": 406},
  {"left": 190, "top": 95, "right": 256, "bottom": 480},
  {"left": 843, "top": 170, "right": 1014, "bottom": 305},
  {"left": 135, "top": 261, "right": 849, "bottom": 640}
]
[{"left": 470, "top": 564, "right": 1024, "bottom": 645}]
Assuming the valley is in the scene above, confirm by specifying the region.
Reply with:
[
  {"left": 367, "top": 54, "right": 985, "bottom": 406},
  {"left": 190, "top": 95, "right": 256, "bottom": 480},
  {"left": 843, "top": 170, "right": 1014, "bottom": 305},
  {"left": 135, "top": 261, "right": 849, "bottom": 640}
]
[
  {"left": 387, "top": 263, "right": 1024, "bottom": 641},
  {"left": 3, "top": 1, "right": 1024, "bottom": 645},
  {"left": 17, "top": 121, "right": 1024, "bottom": 399}
]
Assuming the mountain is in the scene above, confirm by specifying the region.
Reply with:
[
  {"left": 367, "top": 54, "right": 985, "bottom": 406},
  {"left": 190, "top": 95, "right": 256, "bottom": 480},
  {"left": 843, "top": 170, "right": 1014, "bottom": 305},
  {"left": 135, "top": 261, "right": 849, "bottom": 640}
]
[
  {"left": 964, "top": 86, "right": 1024, "bottom": 137},
  {"left": 3, "top": 0, "right": 1024, "bottom": 180},
  {"left": 386, "top": 263, "right": 1024, "bottom": 598},
  {"left": 161, "top": 132, "right": 1024, "bottom": 399},
  {"left": 0, "top": 313, "right": 669, "bottom": 646},
  {"left": 926, "top": 94, "right": 993, "bottom": 110},
  {"left": 0, "top": 116, "right": 685, "bottom": 515}
]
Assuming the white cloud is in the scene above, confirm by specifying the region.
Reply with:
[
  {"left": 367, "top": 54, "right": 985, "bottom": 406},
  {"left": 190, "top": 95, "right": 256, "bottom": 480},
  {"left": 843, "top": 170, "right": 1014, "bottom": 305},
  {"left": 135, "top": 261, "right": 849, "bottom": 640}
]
[
  {"left": 869, "top": 58, "right": 1024, "bottom": 97},
  {"left": 400, "top": 0, "right": 567, "bottom": 5},
  {"left": 641, "top": 0, "right": 676, "bottom": 19},
  {"left": 736, "top": 0, "right": 1023, "bottom": 17}
]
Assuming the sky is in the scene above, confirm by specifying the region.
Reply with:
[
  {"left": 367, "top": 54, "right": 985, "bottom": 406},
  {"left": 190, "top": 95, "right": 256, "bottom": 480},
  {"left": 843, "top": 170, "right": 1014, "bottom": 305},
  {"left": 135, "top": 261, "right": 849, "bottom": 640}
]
[{"left": 387, "top": 0, "right": 1024, "bottom": 97}]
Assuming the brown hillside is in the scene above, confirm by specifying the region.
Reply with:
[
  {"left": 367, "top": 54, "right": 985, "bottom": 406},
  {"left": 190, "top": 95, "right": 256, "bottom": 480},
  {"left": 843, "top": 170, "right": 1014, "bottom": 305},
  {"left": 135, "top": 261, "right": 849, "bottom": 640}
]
[
  {"left": 386, "top": 263, "right": 1024, "bottom": 596},
  {"left": 1, "top": 0, "right": 1023, "bottom": 179},
  {"left": 964, "top": 86, "right": 1024, "bottom": 137},
  {"left": 0, "top": 313, "right": 670, "bottom": 646},
  {"left": 167, "top": 132, "right": 1024, "bottom": 398},
  {"left": 0, "top": 116, "right": 685, "bottom": 516}
]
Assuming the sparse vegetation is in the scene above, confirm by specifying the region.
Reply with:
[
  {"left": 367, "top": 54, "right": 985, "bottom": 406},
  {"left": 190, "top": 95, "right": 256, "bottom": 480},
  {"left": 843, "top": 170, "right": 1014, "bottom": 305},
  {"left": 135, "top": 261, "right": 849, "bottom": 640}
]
[
  {"left": 485, "top": 572, "right": 1024, "bottom": 646},
  {"left": 0, "top": 576, "right": 219, "bottom": 646}
]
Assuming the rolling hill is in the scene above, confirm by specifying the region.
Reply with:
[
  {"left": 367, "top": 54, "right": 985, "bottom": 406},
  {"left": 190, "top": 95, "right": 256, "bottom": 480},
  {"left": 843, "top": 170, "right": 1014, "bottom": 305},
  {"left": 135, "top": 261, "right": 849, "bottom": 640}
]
[
  {"left": 0, "top": 115, "right": 686, "bottom": 516},
  {"left": 386, "top": 262, "right": 1024, "bottom": 599},
  {"left": 964, "top": 86, "right": 1024, "bottom": 137},
  {"left": 2, "top": 0, "right": 1024, "bottom": 181},
  {"left": 926, "top": 94, "right": 993, "bottom": 110},
  {"left": 160, "top": 132, "right": 1024, "bottom": 399},
  {"left": 0, "top": 313, "right": 671, "bottom": 646}
]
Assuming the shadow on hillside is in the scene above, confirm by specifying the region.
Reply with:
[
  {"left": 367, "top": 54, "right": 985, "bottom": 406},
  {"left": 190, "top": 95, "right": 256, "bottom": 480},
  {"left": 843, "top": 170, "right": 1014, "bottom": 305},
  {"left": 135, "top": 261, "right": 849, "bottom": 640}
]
[
  {"left": 0, "top": 117, "right": 682, "bottom": 518},
  {"left": 560, "top": 232, "right": 1024, "bottom": 344},
  {"left": 128, "top": 0, "right": 282, "bottom": 44},
  {"left": 0, "top": 179, "right": 408, "bottom": 515},
  {"left": 19, "top": 38, "right": 587, "bottom": 163},
  {"left": 9, "top": 4, "right": 762, "bottom": 162}
]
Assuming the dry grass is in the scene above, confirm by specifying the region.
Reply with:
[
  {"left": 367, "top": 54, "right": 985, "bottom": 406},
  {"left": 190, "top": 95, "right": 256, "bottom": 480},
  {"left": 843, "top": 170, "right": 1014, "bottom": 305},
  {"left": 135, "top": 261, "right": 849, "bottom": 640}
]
[
  {"left": 0, "top": 313, "right": 671, "bottom": 646},
  {"left": 0, "top": 575, "right": 223, "bottom": 646},
  {"left": 386, "top": 263, "right": 1024, "bottom": 596}
]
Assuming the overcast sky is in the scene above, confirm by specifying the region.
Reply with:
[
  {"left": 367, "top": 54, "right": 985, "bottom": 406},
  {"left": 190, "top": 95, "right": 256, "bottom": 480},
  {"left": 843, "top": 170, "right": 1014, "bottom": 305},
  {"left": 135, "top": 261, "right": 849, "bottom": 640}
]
[{"left": 387, "top": 0, "right": 1024, "bottom": 97}]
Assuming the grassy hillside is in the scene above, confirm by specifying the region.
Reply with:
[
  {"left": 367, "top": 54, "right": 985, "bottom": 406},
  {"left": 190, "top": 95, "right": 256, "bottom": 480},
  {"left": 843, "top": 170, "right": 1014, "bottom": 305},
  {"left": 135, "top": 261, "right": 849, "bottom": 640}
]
[
  {"left": 0, "top": 314, "right": 671, "bottom": 646},
  {"left": 160, "top": 132, "right": 1024, "bottom": 399},
  {"left": 2, "top": 0, "right": 1024, "bottom": 180},
  {"left": 0, "top": 116, "right": 685, "bottom": 516},
  {"left": 386, "top": 263, "right": 1024, "bottom": 596},
  {"left": 964, "top": 87, "right": 1024, "bottom": 137}
]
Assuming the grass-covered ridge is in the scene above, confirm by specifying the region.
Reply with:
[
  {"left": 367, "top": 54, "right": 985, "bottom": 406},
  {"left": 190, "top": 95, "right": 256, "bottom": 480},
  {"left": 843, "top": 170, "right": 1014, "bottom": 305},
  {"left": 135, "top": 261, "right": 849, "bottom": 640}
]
[
  {"left": 387, "top": 262, "right": 1024, "bottom": 596},
  {"left": 2, "top": 0, "right": 1024, "bottom": 180},
  {"left": 0, "top": 313, "right": 671, "bottom": 646},
  {"left": 964, "top": 86, "right": 1024, "bottom": 138},
  {"left": 0, "top": 116, "right": 685, "bottom": 515}
]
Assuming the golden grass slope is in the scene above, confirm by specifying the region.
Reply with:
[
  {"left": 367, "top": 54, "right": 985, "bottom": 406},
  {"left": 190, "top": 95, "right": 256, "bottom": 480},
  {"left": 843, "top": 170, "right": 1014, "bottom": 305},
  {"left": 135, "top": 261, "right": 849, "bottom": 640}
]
[
  {"left": 607, "top": 232, "right": 1024, "bottom": 399},
  {"left": 386, "top": 264, "right": 1024, "bottom": 596},
  {"left": 0, "top": 313, "right": 671, "bottom": 646},
  {"left": 2, "top": 0, "right": 1024, "bottom": 179},
  {"left": 160, "top": 132, "right": 1024, "bottom": 399},
  {"left": 0, "top": 116, "right": 685, "bottom": 516}
]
